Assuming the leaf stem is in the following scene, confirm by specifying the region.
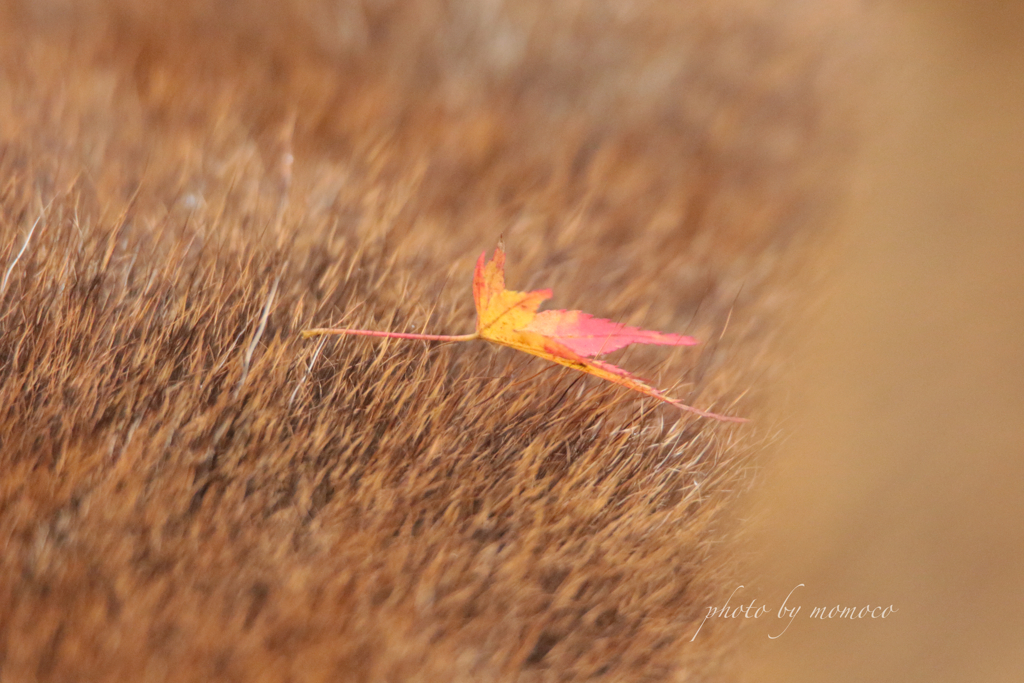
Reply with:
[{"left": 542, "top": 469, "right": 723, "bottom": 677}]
[{"left": 301, "top": 327, "right": 479, "bottom": 343}]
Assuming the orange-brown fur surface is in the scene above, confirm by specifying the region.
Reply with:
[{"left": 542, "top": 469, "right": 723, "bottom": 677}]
[{"left": 0, "top": 1, "right": 858, "bottom": 680}]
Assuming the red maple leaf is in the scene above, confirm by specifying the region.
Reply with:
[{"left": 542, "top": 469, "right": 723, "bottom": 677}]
[{"left": 304, "top": 245, "right": 746, "bottom": 422}]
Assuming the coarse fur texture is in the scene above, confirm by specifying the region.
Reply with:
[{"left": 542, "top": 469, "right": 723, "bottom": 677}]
[{"left": 0, "top": 1, "right": 861, "bottom": 681}]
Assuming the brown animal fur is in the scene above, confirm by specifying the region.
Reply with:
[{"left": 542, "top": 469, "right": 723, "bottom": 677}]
[{"left": 0, "top": 1, "right": 858, "bottom": 680}]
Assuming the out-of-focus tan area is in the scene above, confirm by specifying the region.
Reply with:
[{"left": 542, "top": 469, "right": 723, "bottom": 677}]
[{"left": 748, "top": 1, "right": 1024, "bottom": 681}]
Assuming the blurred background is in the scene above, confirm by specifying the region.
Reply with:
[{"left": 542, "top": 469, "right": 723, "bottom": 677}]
[{"left": 748, "top": 2, "right": 1024, "bottom": 682}]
